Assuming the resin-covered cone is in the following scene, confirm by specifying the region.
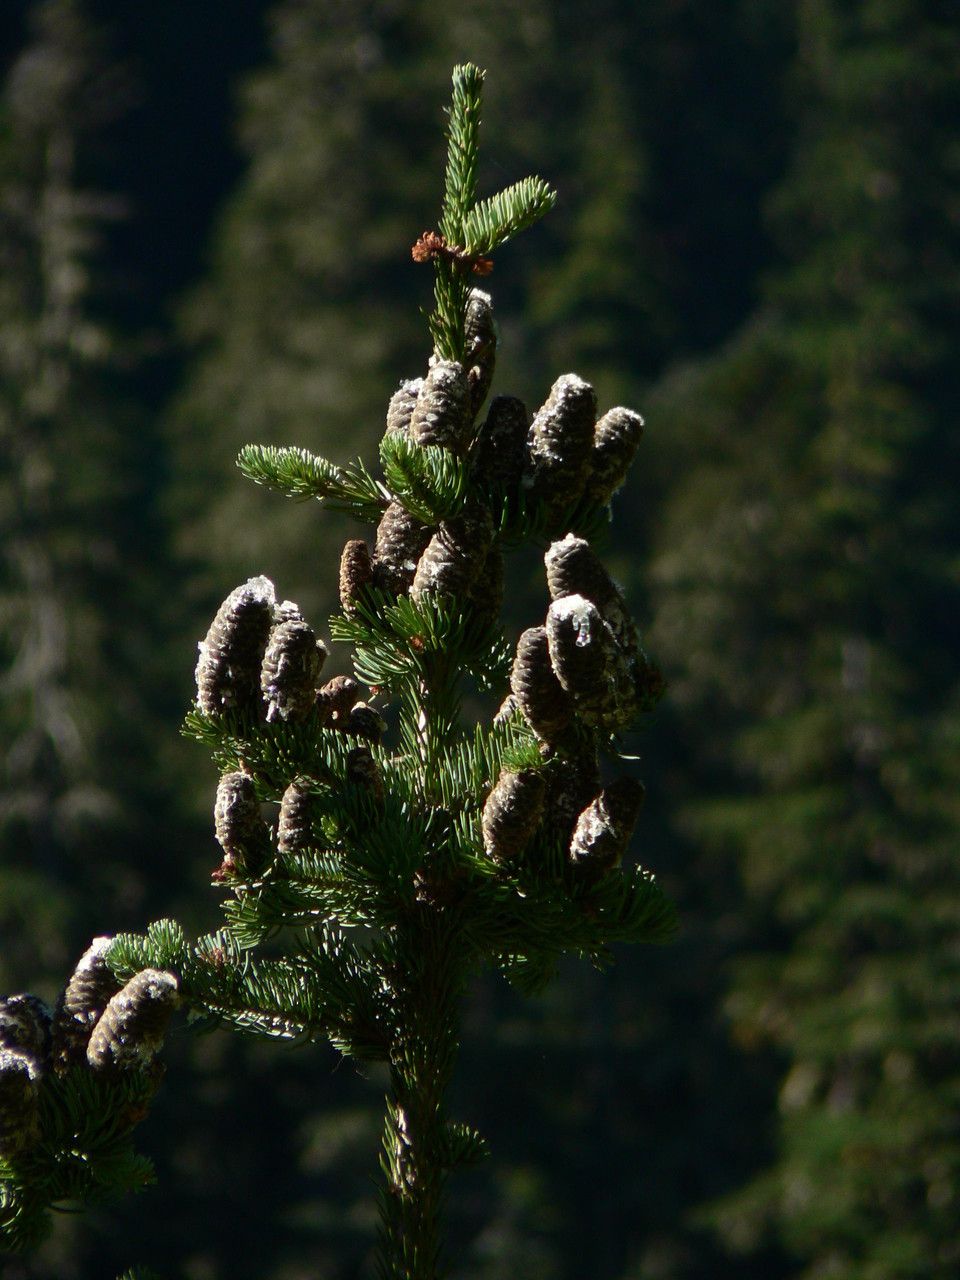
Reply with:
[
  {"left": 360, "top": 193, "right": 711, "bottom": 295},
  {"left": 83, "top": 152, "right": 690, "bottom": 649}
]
[
  {"left": 214, "top": 771, "right": 271, "bottom": 876},
  {"left": 343, "top": 702, "right": 387, "bottom": 744},
  {"left": 482, "top": 768, "right": 546, "bottom": 862},
  {"left": 53, "top": 936, "right": 122, "bottom": 1070},
  {"left": 261, "top": 619, "right": 327, "bottom": 722},
  {"left": 510, "top": 626, "right": 573, "bottom": 743},
  {"left": 278, "top": 780, "right": 316, "bottom": 856},
  {"left": 464, "top": 289, "right": 496, "bottom": 420},
  {"left": 546, "top": 594, "right": 621, "bottom": 725},
  {"left": 411, "top": 502, "right": 494, "bottom": 602},
  {"left": 196, "top": 575, "right": 276, "bottom": 715},
  {"left": 584, "top": 406, "right": 643, "bottom": 505},
  {"left": 86, "top": 969, "right": 180, "bottom": 1072},
  {"left": 385, "top": 378, "right": 423, "bottom": 437},
  {"left": 0, "top": 1048, "right": 41, "bottom": 1156},
  {"left": 0, "top": 995, "right": 52, "bottom": 1064},
  {"left": 543, "top": 748, "right": 602, "bottom": 848},
  {"left": 545, "top": 535, "right": 637, "bottom": 652},
  {"left": 316, "top": 675, "right": 361, "bottom": 725},
  {"left": 339, "top": 539, "right": 374, "bottom": 618},
  {"left": 471, "top": 396, "right": 529, "bottom": 496},
  {"left": 525, "top": 374, "right": 596, "bottom": 514},
  {"left": 373, "top": 501, "right": 432, "bottom": 597},
  {"left": 569, "top": 778, "right": 646, "bottom": 872},
  {"left": 410, "top": 360, "right": 469, "bottom": 453}
]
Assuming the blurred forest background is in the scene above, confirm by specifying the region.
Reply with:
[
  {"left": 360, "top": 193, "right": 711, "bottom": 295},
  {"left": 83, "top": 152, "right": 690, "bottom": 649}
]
[{"left": 1, "top": 0, "right": 958, "bottom": 1277}]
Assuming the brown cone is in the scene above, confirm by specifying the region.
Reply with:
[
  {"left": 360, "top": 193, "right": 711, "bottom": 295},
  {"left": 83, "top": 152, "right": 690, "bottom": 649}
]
[{"left": 510, "top": 626, "right": 573, "bottom": 743}]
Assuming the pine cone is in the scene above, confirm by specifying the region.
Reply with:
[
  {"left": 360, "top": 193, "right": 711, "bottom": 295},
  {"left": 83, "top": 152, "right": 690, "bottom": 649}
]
[
  {"left": 545, "top": 534, "right": 637, "bottom": 652},
  {"left": 196, "top": 576, "right": 276, "bottom": 715},
  {"left": 373, "top": 501, "right": 432, "bottom": 597},
  {"left": 569, "top": 778, "right": 646, "bottom": 873},
  {"left": 510, "top": 626, "right": 573, "bottom": 743},
  {"left": 409, "top": 360, "right": 470, "bottom": 453},
  {"left": 0, "top": 1048, "right": 41, "bottom": 1156},
  {"left": 545, "top": 594, "right": 622, "bottom": 725},
  {"left": 471, "top": 395, "right": 529, "bottom": 494},
  {"left": 0, "top": 995, "right": 51, "bottom": 1065},
  {"left": 214, "top": 772, "right": 271, "bottom": 876},
  {"left": 346, "top": 745, "right": 384, "bottom": 812},
  {"left": 339, "top": 539, "right": 374, "bottom": 617},
  {"left": 464, "top": 289, "right": 497, "bottom": 420},
  {"left": 410, "top": 502, "right": 494, "bottom": 602},
  {"left": 584, "top": 406, "right": 644, "bottom": 505},
  {"left": 343, "top": 702, "right": 387, "bottom": 743},
  {"left": 525, "top": 374, "right": 596, "bottom": 514},
  {"left": 482, "top": 768, "right": 547, "bottom": 862},
  {"left": 385, "top": 378, "right": 423, "bottom": 437},
  {"left": 316, "top": 675, "right": 361, "bottom": 725},
  {"left": 466, "top": 542, "right": 504, "bottom": 631},
  {"left": 277, "top": 780, "right": 315, "bottom": 856},
  {"left": 261, "top": 619, "right": 327, "bottom": 723},
  {"left": 53, "top": 936, "right": 122, "bottom": 1070},
  {"left": 274, "top": 598, "right": 304, "bottom": 624},
  {"left": 543, "top": 747, "right": 602, "bottom": 848},
  {"left": 86, "top": 969, "right": 180, "bottom": 1073}
]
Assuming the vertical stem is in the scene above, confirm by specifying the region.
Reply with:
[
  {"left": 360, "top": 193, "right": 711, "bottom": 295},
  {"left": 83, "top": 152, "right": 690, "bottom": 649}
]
[{"left": 377, "top": 909, "right": 464, "bottom": 1280}]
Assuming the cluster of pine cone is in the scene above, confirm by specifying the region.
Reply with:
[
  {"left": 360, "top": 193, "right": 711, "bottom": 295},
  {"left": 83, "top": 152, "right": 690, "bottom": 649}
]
[
  {"left": 337, "top": 289, "right": 644, "bottom": 628},
  {"left": 195, "top": 577, "right": 388, "bottom": 879},
  {"left": 0, "top": 940, "right": 178, "bottom": 1158},
  {"left": 480, "top": 533, "right": 659, "bottom": 879}
]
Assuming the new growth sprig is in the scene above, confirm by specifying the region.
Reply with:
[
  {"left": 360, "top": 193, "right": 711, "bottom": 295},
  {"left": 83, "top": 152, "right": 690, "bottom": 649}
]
[
  {"left": 415, "top": 62, "right": 557, "bottom": 362},
  {"left": 0, "top": 65, "right": 671, "bottom": 1279}
]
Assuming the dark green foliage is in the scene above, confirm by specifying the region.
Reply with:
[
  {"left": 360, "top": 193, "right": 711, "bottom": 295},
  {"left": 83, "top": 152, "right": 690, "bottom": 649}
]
[{"left": 650, "top": 2, "right": 960, "bottom": 1276}]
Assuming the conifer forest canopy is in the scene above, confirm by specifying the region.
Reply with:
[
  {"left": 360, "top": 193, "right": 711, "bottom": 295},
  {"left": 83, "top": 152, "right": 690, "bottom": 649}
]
[{"left": 1, "top": 2, "right": 959, "bottom": 1279}]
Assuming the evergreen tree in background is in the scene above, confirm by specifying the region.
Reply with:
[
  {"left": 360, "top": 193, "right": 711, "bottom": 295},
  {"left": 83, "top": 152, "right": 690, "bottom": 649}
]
[
  {"left": 650, "top": 2, "right": 960, "bottom": 1276},
  {"left": 0, "top": 0, "right": 144, "bottom": 988}
]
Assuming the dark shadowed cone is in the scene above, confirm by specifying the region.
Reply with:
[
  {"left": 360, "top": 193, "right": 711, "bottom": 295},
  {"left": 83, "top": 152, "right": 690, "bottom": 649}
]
[
  {"left": 261, "top": 619, "right": 327, "bottom": 722},
  {"left": 482, "top": 768, "right": 547, "bottom": 862},
  {"left": 0, "top": 1049, "right": 41, "bottom": 1156},
  {"left": 343, "top": 702, "right": 387, "bottom": 743},
  {"left": 545, "top": 535, "right": 637, "bottom": 652},
  {"left": 569, "top": 778, "right": 646, "bottom": 873},
  {"left": 278, "top": 780, "right": 315, "bottom": 856},
  {"left": 0, "top": 996, "right": 52, "bottom": 1064},
  {"left": 546, "top": 594, "right": 621, "bottom": 725},
  {"left": 583, "top": 406, "right": 644, "bottom": 505},
  {"left": 466, "top": 542, "right": 504, "bottom": 631},
  {"left": 214, "top": 772, "right": 271, "bottom": 876},
  {"left": 525, "top": 374, "right": 596, "bottom": 514},
  {"left": 409, "top": 360, "right": 469, "bottom": 453},
  {"left": 346, "top": 746, "right": 384, "bottom": 812},
  {"left": 196, "top": 575, "right": 276, "bottom": 715},
  {"left": 385, "top": 378, "right": 423, "bottom": 437},
  {"left": 86, "top": 969, "right": 180, "bottom": 1072},
  {"left": 339, "top": 539, "right": 373, "bottom": 618},
  {"left": 510, "top": 626, "right": 573, "bottom": 743},
  {"left": 53, "top": 936, "right": 122, "bottom": 1070},
  {"left": 373, "top": 501, "right": 432, "bottom": 597},
  {"left": 471, "top": 395, "right": 529, "bottom": 495},
  {"left": 411, "top": 502, "right": 494, "bottom": 601},
  {"left": 543, "top": 748, "right": 602, "bottom": 848},
  {"left": 464, "top": 289, "right": 496, "bottom": 421},
  {"left": 316, "top": 675, "right": 361, "bottom": 725}
]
